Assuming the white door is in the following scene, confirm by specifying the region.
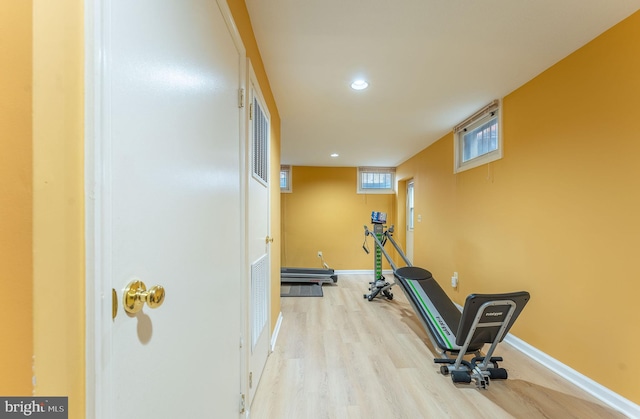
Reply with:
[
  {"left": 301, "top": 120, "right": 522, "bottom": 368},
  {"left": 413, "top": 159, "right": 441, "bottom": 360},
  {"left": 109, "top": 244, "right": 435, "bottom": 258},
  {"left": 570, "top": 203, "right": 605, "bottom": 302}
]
[
  {"left": 91, "top": 0, "right": 246, "bottom": 417},
  {"left": 406, "top": 180, "right": 415, "bottom": 263},
  {"left": 246, "top": 67, "right": 271, "bottom": 406}
]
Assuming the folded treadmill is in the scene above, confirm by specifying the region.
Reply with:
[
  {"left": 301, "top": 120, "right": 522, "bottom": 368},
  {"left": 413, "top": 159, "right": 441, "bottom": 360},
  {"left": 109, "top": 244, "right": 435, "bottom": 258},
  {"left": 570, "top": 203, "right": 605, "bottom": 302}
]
[{"left": 280, "top": 267, "right": 338, "bottom": 284}]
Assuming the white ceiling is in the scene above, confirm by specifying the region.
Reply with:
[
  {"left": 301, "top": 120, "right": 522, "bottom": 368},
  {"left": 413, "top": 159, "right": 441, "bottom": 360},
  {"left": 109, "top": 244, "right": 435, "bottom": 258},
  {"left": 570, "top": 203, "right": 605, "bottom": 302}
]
[{"left": 245, "top": 0, "right": 639, "bottom": 167}]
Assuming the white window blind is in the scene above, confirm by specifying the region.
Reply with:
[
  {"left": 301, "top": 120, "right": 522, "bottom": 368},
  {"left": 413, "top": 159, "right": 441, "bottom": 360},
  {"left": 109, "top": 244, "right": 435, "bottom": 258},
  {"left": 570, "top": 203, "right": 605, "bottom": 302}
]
[
  {"left": 454, "top": 100, "right": 502, "bottom": 173},
  {"left": 358, "top": 167, "right": 395, "bottom": 194}
]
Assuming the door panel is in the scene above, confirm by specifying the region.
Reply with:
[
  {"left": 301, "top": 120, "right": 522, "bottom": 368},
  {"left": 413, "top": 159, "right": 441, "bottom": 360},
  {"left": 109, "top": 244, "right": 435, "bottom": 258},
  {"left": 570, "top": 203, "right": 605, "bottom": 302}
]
[
  {"left": 247, "top": 77, "right": 271, "bottom": 405},
  {"left": 105, "top": 1, "right": 243, "bottom": 417},
  {"left": 406, "top": 180, "right": 415, "bottom": 263}
]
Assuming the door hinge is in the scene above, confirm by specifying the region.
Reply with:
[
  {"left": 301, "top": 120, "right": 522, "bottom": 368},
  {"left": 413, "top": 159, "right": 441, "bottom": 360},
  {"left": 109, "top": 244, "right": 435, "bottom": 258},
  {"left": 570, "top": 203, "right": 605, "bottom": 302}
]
[
  {"left": 249, "top": 371, "right": 253, "bottom": 388},
  {"left": 239, "top": 393, "right": 246, "bottom": 414},
  {"left": 249, "top": 102, "right": 253, "bottom": 120},
  {"left": 239, "top": 88, "right": 245, "bottom": 108}
]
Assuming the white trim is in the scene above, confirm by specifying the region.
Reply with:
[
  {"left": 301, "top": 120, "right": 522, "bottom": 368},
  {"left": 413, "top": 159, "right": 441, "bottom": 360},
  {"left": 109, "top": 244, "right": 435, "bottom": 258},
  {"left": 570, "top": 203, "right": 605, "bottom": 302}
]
[
  {"left": 280, "top": 165, "right": 292, "bottom": 193},
  {"left": 357, "top": 167, "right": 396, "bottom": 194},
  {"left": 454, "top": 100, "right": 503, "bottom": 173},
  {"left": 504, "top": 334, "right": 640, "bottom": 418},
  {"left": 270, "top": 312, "right": 283, "bottom": 352},
  {"left": 85, "top": 0, "right": 113, "bottom": 417},
  {"left": 274, "top": 270, "right": 640, "bottom": 414},
  {"left": 446, "top": 307, "right": 638, "bottom": 416},
  {"left": 453, "top": 100, "right": 499, "bottom": 133},
  {"left": 84, "top": 0, "right": 97, "bottom": 415}
]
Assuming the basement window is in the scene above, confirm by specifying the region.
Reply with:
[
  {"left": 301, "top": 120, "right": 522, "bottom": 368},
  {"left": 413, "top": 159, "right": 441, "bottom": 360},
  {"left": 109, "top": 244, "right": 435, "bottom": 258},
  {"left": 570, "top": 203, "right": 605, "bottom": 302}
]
[
  {"left": 280, "top": 165, "right": 292, "bottom": 193},
  {"left": 454, "top": 100, "right": 502, "bottom": 173},
  {"left": 358, "top": 167, "right": 395, "bottom": 194}
]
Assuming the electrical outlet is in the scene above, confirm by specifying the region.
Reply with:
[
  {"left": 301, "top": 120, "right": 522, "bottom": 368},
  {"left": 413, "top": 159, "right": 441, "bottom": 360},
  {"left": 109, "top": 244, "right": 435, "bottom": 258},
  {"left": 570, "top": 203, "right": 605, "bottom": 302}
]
[
  {"left": 317, "top": 251, "right": 323, "bottom": 258},
  {"left": 451, "top": 272, "right": 458, "bottom": 288}
]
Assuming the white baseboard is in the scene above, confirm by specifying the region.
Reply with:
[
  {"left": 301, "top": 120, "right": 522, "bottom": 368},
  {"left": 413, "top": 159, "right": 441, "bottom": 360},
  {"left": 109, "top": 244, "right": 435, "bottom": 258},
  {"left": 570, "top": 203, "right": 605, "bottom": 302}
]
[
  {"left": 435, "top": 304, "right": 639, "bottom": 416},
  {"left": 270, "top": 312, "right": 283, "bottom": 353},
  {"left": 284, "top": 273, "right": 639, "bottom": 416},
  {"left": 504, "top": 334, "right": 639, "bottom": 418}
]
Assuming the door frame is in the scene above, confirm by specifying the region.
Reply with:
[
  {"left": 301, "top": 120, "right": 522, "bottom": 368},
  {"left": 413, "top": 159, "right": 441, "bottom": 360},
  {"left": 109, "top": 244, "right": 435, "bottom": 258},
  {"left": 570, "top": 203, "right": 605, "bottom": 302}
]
[
  {"left": 84, "top": 1, "right": 248, "bottom": 417},
  {"left": 405, "top": 179, "right": 415, "bottom": 263}
]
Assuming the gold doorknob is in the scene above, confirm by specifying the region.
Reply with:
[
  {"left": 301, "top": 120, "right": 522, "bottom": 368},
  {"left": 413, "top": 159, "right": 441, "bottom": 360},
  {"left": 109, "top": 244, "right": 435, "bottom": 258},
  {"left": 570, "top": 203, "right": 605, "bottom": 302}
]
[
  {"left": 123, "top": 279, "right": 165, "bottom": 314},
  {"left": 265, "top": 236, "right": 274, "bottom": 244}
]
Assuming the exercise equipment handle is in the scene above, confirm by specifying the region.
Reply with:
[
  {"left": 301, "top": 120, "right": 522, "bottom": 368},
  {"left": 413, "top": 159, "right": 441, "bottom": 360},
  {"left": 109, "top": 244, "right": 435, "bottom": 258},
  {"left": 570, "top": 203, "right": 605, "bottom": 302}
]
[{"left": 362, "top": 226, "right": 370, "bottom": 254}]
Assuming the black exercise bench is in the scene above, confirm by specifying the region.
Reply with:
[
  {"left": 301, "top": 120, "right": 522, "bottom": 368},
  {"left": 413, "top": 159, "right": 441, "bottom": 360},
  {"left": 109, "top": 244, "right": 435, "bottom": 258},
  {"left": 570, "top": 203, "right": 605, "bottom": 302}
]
[{"left": 363, "top": 225, "right": 530, "bottom": 388}]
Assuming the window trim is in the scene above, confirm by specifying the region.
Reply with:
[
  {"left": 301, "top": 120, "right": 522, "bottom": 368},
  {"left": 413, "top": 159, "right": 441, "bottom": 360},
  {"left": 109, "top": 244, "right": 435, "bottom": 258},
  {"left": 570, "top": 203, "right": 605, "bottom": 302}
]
[
  {"left": 407, "top": 179, "right": 415, "bottom": 231},
  {"left": 280, "top": 165, "right": 292, "bottom": 193},
  {"left": 357, "top": 167, "right": 396, "bottom": 194},
  {"left": 454, "top": 99, "right": 502, "bottom": 173}
]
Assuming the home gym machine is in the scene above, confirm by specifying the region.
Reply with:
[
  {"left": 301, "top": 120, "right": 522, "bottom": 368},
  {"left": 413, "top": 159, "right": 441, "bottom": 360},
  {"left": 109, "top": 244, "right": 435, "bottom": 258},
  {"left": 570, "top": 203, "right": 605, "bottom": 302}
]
[
  {"left": 362, "top": 211, "right": 394, "bottom": 301},
  {"left": 361, "top": 213, "right": 530, "bottom": 388}
]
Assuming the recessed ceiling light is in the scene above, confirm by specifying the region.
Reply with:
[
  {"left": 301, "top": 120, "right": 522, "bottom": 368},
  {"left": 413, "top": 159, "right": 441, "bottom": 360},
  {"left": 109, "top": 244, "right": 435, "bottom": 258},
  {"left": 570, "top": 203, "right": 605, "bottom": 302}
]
[
  {"left": 350, "top": 80, "right": 368, "bottom": 90},
  {"left": 330, "top": 153, "right": 339, "bottom": 157}
]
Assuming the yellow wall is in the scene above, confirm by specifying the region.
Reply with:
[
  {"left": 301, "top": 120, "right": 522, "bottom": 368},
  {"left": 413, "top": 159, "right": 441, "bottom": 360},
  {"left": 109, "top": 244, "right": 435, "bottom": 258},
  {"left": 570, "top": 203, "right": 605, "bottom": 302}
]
[
  {"left": 227, "top": 0, "right": 282, "bottom": 330},
  {"left": 281, "top": 166, "right": 395, "bottom": 270},
  {"left": 0, "top": 0, "right": 33, "bottom": 396},
  {"left": 19, "top": 0, "right": 637, "bottom": 411},
  {"left": 397, "top": 10, "right": 640, "bottom": 404},
  {"left": 32, "top": 0, "right": 85, "bottom": 415}
]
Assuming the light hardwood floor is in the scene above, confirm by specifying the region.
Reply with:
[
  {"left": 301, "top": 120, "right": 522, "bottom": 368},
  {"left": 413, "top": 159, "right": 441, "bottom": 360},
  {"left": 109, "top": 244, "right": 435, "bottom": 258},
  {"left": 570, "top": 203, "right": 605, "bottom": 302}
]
[{"left": 250, "top": 274, "right": 626, "bottom": 419}]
